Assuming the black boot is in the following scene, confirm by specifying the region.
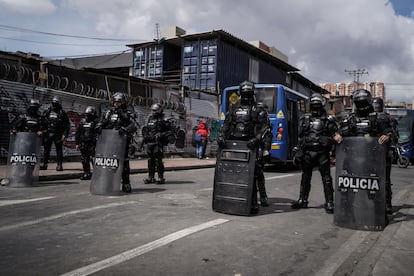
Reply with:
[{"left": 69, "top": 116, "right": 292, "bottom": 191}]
[
  {"left": 322, "top": 171, "right": 334, "bottom": 214},
  {"left": 386, "top": 200, "right": 393, "bottom": 214},
  {"left": 40, "top": 164, "right": 48, "bottom": 170},
  {"left": 122, "top": 183, "right": 132, "bottom": 193},
  {"left": 324, "top": 201, "right": 334, "bottom": 214},
  {"left": 386, "top": 183, "right": 393, "bottom": 214},
  {"left": 250, "top": 185, "right": 259, "bottom": 214},
  {"left": 56, "top": 163, "right": 63, "bottom": 171},
  {"left": 291, "top": 199, "right": 309, "bottom": 209},
  {"left": 291, "top": 177, "right": 311, "bottom": 209},
  {"left": 260, "top": 196, "right": 269, "bottom": 207},
  {"left": 144, "top": 177, "right": 156, "bottom": 184},
  {"left": 157, "top": 178, "right": 165, "bottom": 184},
  {"left": 80, "top": 173, "right": 92, "bottom": 180},
  {"left": 257, "top": 174, "right": 269, "bottom": 207}
]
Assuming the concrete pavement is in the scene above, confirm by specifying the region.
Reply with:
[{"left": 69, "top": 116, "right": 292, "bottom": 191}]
[{"left": 0, "top": 158, "right": 413, "bottom": 275}]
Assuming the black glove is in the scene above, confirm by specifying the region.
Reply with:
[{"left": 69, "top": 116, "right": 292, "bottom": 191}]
[
  {"left": 292, "top": 147, "right": 304, "bottom": 167},
  {"left": 247, "top": 138, "right": 259, "bottom": 149},
  {"left": 217, "top": 137, "right": 225, "bottom": 147},
  {"left": 119, "top": 127, "right": 127, "bottom": 136},
  {"left": 95, "top": 124, "right": 102, "bottom": 135}
]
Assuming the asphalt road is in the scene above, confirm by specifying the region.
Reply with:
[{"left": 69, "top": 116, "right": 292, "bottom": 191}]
[{"left": 0, "top": 165, "right": 413, "bottom": 276}]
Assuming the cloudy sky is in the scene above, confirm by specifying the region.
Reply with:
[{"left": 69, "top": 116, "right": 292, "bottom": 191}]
[{"left": 1, "top": 0, "right": 414, "bottom": 103}]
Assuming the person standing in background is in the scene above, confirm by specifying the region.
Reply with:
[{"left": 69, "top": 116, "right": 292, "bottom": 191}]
[{"left": 195, "top": 120, "right": 210, "bottom": 159}]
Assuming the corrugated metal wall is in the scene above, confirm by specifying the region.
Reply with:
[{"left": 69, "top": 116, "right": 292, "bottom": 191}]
[{"left": 0, "top": 80, "right": 220, "bottom": 159}]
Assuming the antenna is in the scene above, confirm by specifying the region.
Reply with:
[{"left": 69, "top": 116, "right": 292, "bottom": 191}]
[{"left": 154, "top": 23, "right": 161, "bottom": 41}]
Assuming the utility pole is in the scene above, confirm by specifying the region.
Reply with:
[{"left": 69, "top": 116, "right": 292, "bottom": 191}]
[{"left": 345, "top": 69, "right": 369, "bottom": 90}]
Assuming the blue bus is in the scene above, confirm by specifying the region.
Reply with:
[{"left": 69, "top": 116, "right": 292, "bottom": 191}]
[{"left": 220, "top": 84, "right": 309, "bottom": 163}]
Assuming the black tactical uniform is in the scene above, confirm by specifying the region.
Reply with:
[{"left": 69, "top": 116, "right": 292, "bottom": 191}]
[
  {"left": 367, "top": 96, "right": 397, "bottom": 214},
  {"left": 99, "top": 92, "right": 137, "bottom": 193},
  {"left": 41, "top": 96, "right": 70, "bottom": 171},
  {"left": 292, "top": 93, "right": 338, "bottom": 214},
  {"left": 256, "top": 102, "right": 273, "bottom": 207},
  {"left": 75, "top": 106, "right": 99, "bottom": 180},
  {"left": 219, "top": 81, "right": 269, "bottom": 213},
  {"left": 142, "top": 103, "right": 172, "bottom": 184},
  {"left": 11, "top": 99, "right": 46, "bottom": 135}
]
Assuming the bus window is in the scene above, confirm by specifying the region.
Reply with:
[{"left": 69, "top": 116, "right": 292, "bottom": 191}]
[
  {"left": 297, "top": 99, "right": 307, "bottom": 118},
  {"left": 255, "top": 87, "right": 276, "bottom": 113}
]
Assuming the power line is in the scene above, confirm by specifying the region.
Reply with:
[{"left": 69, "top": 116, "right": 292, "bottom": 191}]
[
  {"left": 0, "top": 24, "right": 146, "bottom": 42},
  {"left": 46, "top": 49, "right": 133, "bottom": 59},
  {"left": 0, "top": 35, "right": 129, "bottom": 47}
]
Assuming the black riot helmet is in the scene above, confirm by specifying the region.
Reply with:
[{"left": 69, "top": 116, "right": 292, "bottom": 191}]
[
  {"left": 238, "top": 80, "right": 255, "bottom": 105},
  {"left": 352, "top": 89, "right": 373, "bottom": 116},
  {"left": 151, "top": 103, "right": 163, "bottom": 117},
  {"left": 27, "top": 99, "right": 40, "bottom": 115},
  {"left": 51, "top": 96, "right": 61, "bottom": 109},
  {"left": 112, "top": 92, "right": 127, "bottom": 108},
  {"left": 309, "top": 93, "right": 325, "bottom": 115},
  {"left": 85, "top": 106, "right": 96, "bottom": 120},
  {"left": 372, "top": 97, "right": 384, "bottom": 112}
]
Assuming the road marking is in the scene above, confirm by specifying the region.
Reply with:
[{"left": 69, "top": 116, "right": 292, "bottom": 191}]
[
  {"left": 0, "top": 196, "right": 55, "bottom": 207},
  {"left": 315, "top": 189, "right": 407, "bottom": 275},
  {"left": 0, "top": 201, "right": 137, "bottom": 232},
  {"left": 266, "top": 174, "right": 296, "bottom": 180},
  {"left": 61, "top": 218, "right": 229, "bottom": 276}
]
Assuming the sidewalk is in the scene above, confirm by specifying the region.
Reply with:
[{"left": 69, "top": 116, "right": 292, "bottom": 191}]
[{"left": 0, "top": 157, "right": 216, "bottom": 182}]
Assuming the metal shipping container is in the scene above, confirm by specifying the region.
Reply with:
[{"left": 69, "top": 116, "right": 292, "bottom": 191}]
[
  {"left": 133, "top": 43, "right": 181, "bottom": 81},
  {"left": 182, "top": 38, "right": 288, "bottom": 93}
]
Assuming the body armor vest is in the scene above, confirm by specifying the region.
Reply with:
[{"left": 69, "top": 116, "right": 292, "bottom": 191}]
[
  {"left": 25, "top": 115, "right": 41, "bottom": 132},
  {"left": 230, "top": 105, "right": 255, "bottom": 140},
  {"left": 47, "top": 111, "right": 60, "bottom": 133},
  {"left": 304, "top": 116, "right": 327, "bottom": 147},
  {"left": 105, "top": 108, "right": 129, "bottom": 130},
  {"left": 80, "top": 119, "right": 96, "bottom": 142},
  {"left": 146, "top": 116, "right": 163, "bottom": 139},
  {"left": 351, "top": 113, "right": 378, "bottom": 136}
]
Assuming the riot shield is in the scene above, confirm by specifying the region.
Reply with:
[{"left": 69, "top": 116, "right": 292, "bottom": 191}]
[
  {"left": 334, "top": 136, "right": 387, "bottom": 231},
  {"left": 90, "top": 129, "right": 126, "bottom": 195},
  {"left": 212, "top": 140, "right": 257, "bottom": 215},
  {"left": 6, "top": 132, "right": 42, "bottom": 187}
]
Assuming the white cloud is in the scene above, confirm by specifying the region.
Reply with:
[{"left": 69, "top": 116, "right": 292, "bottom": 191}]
[{"left": 0, "top": 0, "right": 56, "bottom": 14}]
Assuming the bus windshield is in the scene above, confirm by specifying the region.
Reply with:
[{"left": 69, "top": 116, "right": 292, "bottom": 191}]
[
  {"left": 255, "top": 87, "right": 277, "bottom": 114},
  {"left": 224, "top": 87, "right": 277, "bottom": 114}
]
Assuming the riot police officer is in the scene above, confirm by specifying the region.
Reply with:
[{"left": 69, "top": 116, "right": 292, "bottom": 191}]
[
  {"left": 371, "top": 97, "right": 397, "bottom": 214},
  {"left": 99, "top": 92, "right": 137, "bottom": 193},
  {"left": 219, "top": 81, "right": 269, "bottom": 213},
  {"left": 75, "top": 106, "right": 99, "bottom": 180},
  {"left": 142, "top": 103, "right": 172, "bottom": 184},
  {"left": 256, "top": 102, "right": 273, "bottom": 207},
  {"left": 11, "top": 99, "right": 45, "bottom": 135},
  {"left": 291, "top": 93, "right": 340, "bottom": 214},
  {"left": 337, "top": 90, "right": 394, "bottom": 213},
  {"left": 41, "top": 96, "right": 70, "bottom": 171}
]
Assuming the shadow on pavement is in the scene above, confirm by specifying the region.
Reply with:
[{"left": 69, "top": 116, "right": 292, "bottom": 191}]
[
  {"left": 258, "top": 197, "right": 299, "bottom": 215},
  {"left": 389, "top": 204, "right": 414, "bottom": 225},
  {"left": 131, "top": 188, "right": 166, "bottom": 194}
]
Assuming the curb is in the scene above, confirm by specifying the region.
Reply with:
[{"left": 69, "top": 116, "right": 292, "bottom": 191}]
[{"left": 38, "top": 163, "right": 216, "bottom": 181}]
